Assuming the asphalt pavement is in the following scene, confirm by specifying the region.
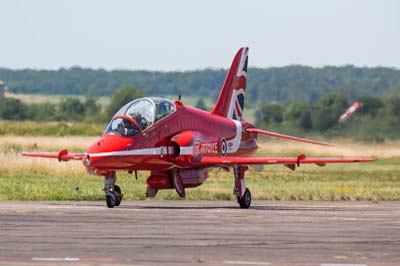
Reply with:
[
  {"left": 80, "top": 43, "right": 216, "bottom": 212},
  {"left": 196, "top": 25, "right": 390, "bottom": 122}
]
[{"left": 0, "top": 200, "right": 399, "bottom": 266}]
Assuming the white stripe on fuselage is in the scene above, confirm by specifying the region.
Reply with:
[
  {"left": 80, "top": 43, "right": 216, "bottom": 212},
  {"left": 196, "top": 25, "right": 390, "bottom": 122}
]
[
  {"left": 89, "top": 147, "right": 166, "bottom": 157},
  {"left": 88, "top": 145, "right": 193, "bottom": 158},
  {"left": 89, "top": 121, "right": 242, "bottom": 158}
]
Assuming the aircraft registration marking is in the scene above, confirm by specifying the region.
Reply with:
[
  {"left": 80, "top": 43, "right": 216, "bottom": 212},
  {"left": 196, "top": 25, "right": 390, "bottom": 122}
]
[{"left": 193, "top": 141, "right": 219, "bottom": 156}]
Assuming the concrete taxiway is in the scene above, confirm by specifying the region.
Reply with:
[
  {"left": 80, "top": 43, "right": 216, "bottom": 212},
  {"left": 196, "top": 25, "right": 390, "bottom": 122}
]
[{"left": 0, "top": 201, "right": 399, "bottom": 266}]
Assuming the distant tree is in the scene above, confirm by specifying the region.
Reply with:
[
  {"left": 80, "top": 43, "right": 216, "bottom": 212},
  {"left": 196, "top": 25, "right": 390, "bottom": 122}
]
[
  {"left": 87, "top": 86, "right": 99, "bottom": 99},
  {"left": 106, "top": 86, "right": 143, "bottom": 118},
  {"left": 356, "top": 96, "right": 384, "bottom": 117},
  {"left": 59, "top": 97, "right": 85, "bottom": 121},
  {"left": 299, "top": 111, "right": 313, "bottom": 131},
  {"left": 3, "top": 66, "right": 400, "bottom": 105},
  {"left": 0, "top": 98, "right": 28, "bottom": 120},
  {"left": 195, "top": 99, "right": 208, "bottom": 111},
  {"left": 84, "top": 98, "right": 101, "bottom": 115},
  {"left": 28, "top": 102, "right": 58, "bottom": 121},
  {"left": 255, "top": 103, "right": 283, "bottom": 126},
  {"left": 313, "top": 92, "right": 348, "bottom": 132},
  {"left": 387, "top": 96, "right": 400, "bottom": 117},
  {"left": 83, "top": 97, "right": 107, "bottom": 123},
  {"left": 284, "top": 101, "right": 312, "bottom": 130}
]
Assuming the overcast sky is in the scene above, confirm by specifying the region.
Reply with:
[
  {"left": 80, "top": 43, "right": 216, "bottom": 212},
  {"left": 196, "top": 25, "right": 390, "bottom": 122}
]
[{"left": 0, "top": 0, "right": 399, "bottom": 70}]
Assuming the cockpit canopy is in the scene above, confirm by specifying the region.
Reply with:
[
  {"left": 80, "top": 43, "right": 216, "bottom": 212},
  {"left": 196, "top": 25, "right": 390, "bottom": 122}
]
[{"left": 103, "top": 97, "right": 176, "bottom": 137}]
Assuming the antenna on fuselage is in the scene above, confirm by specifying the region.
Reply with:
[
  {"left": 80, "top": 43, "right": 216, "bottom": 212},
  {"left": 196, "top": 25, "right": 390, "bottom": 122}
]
[{"left": 178, "top": 95, "right": 181, "bottom": 101}]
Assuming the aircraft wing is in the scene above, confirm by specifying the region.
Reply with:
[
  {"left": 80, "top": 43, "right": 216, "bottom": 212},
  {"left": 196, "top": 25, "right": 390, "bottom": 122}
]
[
  {"left": 197, "top": 155, "right": 376, "bottom": 170},
  {"left": 22, "top": 149, "right": 86, "bottom": 162}
]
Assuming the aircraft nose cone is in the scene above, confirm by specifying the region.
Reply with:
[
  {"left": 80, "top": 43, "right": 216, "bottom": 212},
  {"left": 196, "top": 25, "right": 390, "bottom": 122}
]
[
  {"left": 87, "top": 134, "right": 134, "bottom": 154},
  {"left": 86, "top": 134, "right": 135, "bottom": 169}
]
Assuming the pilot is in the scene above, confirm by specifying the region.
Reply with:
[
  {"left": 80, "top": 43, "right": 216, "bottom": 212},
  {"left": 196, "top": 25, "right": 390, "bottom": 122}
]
[
  {"left": 131, "top": 112, "right": 148, "bottom": 130},
  {"left": 122, "top": 119, "right": 138, "bottom": 136}
]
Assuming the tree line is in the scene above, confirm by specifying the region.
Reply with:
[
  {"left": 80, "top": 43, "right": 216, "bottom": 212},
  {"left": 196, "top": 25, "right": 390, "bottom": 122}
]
[
  {"left": 1, "top": 64, "right": 400, "bottom": 140},
  {"left": 1, "top": 65, "right": 400, "bottom": 104},
  {"left": 1, "top": 84, "right": 399, "bottom": 140},
  {"left": 255, "top": 89, "right": 400, "bottom": 140},
  {"left": 0, "top": 86, "right": 143, "bottom": 124}
]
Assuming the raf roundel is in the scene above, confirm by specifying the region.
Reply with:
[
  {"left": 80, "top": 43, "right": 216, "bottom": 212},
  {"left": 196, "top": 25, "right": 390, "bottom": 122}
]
[{"left": 220, "top": 138, "right": 227, "bottom": 157}]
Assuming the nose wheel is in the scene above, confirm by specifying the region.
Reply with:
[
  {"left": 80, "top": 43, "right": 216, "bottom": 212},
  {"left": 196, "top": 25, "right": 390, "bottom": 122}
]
[
  {"left": 104, "top": 173, "right": 123, "bottom": 208},
  {"left": 106, "top": 193, "right": 116, "bottom": 208},
  {"left": 105, "top": 185, "right": 123, "bottom": 208}
]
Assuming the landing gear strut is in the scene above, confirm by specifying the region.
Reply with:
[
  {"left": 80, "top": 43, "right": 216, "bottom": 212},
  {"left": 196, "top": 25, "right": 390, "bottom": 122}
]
[
  {"left": 104, "top": 172, "right": 123, "bottom": 208},
  {"left": 233, "top": 165, "right": 251, "bottom": 209}
]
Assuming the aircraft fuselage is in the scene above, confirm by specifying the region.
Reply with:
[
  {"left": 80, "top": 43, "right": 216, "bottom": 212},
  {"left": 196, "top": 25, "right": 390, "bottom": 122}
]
[{"left": 85, "top": 100, "right": 258, "bottom": 176}]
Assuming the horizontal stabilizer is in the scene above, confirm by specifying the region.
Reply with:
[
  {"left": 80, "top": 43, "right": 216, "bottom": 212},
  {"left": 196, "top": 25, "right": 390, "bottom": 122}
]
[{"left": 246, "top": 128, "right": 332, "bottom": 146}]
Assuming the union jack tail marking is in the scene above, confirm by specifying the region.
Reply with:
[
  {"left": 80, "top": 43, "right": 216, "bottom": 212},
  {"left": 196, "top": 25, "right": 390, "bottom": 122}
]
[{"left": 212, "top": 47, "right": 248, "bottom": 121}]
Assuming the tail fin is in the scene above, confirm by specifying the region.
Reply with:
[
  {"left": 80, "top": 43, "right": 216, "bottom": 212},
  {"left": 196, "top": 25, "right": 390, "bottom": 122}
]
[{"left": 211, "top": 47, "right": 248, "bottom": 120}]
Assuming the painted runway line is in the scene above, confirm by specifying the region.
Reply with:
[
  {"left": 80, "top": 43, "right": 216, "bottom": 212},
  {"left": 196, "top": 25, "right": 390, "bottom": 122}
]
[
  {"left": 0, "top": 256, "right": 123, "bottom": 263},
  {"left": 224, "top": 261, "right": 271, "bottom": 265},
  {"left": 320, "top": 264, "right": 368, "bottom": 266},
  {"left": 32, "top": 257, "right": 80, "bottom": 262}
]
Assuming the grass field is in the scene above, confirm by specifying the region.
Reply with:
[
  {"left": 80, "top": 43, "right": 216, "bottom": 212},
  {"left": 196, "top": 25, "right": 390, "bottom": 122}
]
[
  {"left": 0, "top": 136, "right": 399, "bottom": 202},
  {"left": 0, "top": 120, "right": 105, "bottom": 136},
  {"left": 5, "top": 91, "right": 111, "bottom": 106}
]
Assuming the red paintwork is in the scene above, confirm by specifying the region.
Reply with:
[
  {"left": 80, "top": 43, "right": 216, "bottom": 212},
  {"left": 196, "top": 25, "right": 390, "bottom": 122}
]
[{"left": 147, "top": 171, "right": 173, "bottom": 189}]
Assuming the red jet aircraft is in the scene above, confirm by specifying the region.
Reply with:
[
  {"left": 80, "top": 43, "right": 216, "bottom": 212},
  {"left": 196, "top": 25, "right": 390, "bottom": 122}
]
[{"left": 23, "top": 48, "right": 375, "bottom": 208}]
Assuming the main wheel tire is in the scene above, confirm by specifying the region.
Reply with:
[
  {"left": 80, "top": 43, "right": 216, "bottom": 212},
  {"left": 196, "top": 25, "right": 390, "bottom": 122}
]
[
  {"left": 238, "top": 188, "right": 251, "bottom": 209},
  {"left": 114, "top": 185, "right": 123, "bottom": 206},
  {"left": 106, "top": 193, "right": 116, "bottom": 208}
]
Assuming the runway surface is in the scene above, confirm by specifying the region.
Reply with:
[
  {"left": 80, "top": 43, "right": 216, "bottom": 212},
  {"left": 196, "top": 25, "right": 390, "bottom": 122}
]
[{"left": 0, "top": 200, "right": 399, "bottom": 266}]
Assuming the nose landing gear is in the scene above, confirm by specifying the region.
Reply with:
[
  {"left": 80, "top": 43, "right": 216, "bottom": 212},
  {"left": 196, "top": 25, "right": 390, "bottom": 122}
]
[{"left": 104, "top": 172, "right": 123, "bottom": 208}]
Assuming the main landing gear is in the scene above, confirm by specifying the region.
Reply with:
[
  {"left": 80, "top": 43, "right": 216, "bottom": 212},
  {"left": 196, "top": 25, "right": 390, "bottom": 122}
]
[
  {"left": 104, "top": 172, "right": 123, "bottom": 208},
  {"left": 102, "top": 167, "right": 251, "bottom": 208},
  {"left": 233, "top": 165, "right": 251, "bottom": 209}
]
